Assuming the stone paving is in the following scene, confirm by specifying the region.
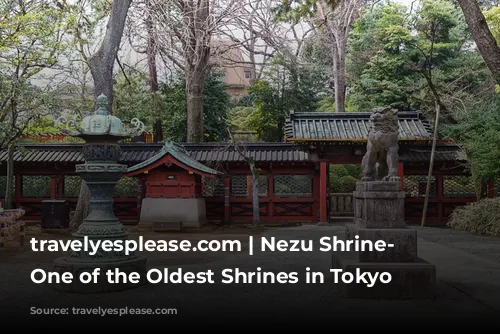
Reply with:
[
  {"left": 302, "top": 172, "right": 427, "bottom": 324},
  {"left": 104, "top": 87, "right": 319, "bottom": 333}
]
[
  {"left": 0, "top": 225, "right": 499, "bottom": 324},
  {"left": 416, "top": 226, "right": 500, "bottom": 263}
]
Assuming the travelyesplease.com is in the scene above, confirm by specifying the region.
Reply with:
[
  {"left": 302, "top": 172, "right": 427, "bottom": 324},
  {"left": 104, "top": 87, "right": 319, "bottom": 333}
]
[
  {"left": 31, "top": 235, "right": 396, "bottom": 256},
  {"left": 30, "top": 307, "right": 178, "bottom": 316}
]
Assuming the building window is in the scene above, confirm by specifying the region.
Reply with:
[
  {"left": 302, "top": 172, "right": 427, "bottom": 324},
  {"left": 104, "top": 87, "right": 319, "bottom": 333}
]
[
  {"left": 203, "top": 177, "right": 225, "bottom": 197},
  {"left": 114, "top": 177, "right": 138, "bottom": 197},
  {"left": 274, "top": 175, "right": 313, "bottom": 197},
  {"left": 22, "top": 175, "right": 51, "bottom": 198},
  {"left": 443, "top": 175, "right": 476, "bottom": 198},
  {"left": 257, "top": 175, "right": 268, "bottom": 197},
  {"left": 404, "top": 175, "right": 437, "bottom": 197},
  {"left": 231, "top": 175, "right": 248, "bottom": 197},
  {"left": 244, "top": 71, "right": 251, "bottom": 79},
  {"left": 64, "top": 175, "right": 81, "bottom": 197}
]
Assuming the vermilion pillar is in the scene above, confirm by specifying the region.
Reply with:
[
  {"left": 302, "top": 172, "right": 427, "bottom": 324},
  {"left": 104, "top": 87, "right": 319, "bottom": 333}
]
[
  {"left": 50, "top": 177, "right": 57, "bottom": 199},
  {"left": 319, "top": 161, "right": 328, "bottom": 224},
  {"left": 398, "top": 162, "right": 404, "bottom": 191}
]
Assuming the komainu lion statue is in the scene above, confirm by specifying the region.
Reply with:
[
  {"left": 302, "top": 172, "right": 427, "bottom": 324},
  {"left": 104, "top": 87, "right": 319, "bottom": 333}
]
[{"left": 361, "top": 107, "right": 400, "bottom": 182}]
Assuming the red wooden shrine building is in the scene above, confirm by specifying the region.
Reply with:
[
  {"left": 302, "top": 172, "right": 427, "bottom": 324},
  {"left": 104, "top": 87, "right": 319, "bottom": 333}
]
[{"left": 0, "top": 111, "right": 492, "bottom": 226}]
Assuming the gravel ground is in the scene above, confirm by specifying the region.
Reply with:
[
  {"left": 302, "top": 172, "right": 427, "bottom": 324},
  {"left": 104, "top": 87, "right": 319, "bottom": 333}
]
[
  {"left": 0, "top": 225, "right": 499, "bottom": 325},
  {"left": 332, "top": 220, "right": 500, "bottom": 264},
  {"left": 411, "top": 226, "right": 500, "bottom": 264}
]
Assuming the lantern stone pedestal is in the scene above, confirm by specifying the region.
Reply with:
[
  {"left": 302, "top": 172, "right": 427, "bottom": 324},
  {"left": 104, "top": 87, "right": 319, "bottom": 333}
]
[
  {"left": 331, "top": 181, "right": 436, "bottom": 299},
  {"left": 52, "top": 94, "right": 147, "bottom": 293}
]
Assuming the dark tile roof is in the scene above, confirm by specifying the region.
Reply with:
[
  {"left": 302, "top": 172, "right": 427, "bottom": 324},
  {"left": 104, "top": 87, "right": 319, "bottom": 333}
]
[
  {"left": 0, "top": 143, "right": 315, "bottom": 164},
  {"left": 400, "top": 147, "right": 467, "bottom": 162},
  {"left": 0, "top": 142, "right": 466, "bottom": 165},
  {"left": 127, "top": 141, "right": 222, "bottom": 175},
  {"left": 285, "top": 111, "right": 433, "bottom": 142}
]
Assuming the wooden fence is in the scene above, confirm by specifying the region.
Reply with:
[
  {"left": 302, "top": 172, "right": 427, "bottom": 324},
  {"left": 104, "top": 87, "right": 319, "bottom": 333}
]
[{"left": 329, "top": 193, "right": 354, "bottom": 217}]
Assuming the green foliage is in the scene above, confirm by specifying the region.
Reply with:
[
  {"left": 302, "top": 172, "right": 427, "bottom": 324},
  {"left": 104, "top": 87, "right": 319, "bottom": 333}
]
[
  {"left": 229, "top": 106, "right": 255, "bottom": 131},
  {"left": 64, "top": 0, "right": 113, "bottom": 51},
  {"left": 347, "top": 0, "right": 490, "bottom": 114},
  {"left": 329, "top": 165, "right": 362, "bottom": 192},
  {"left": 330, "top": 164, "right": 349, "bottom": 178},
  {"left": 203, "top": 75, "right": 231, "bottom": 140},
  {"left": 483, "top": 5, "right": 500, "bottom": 42},
  {"left": 113, "top": 72, "right": 153, "bottom": 131},
  {"left": 24, "top": 117, "right": 60, "bottom": 135},
  {"left": 0, "top": 0, "right": 70, "bottom": 148},
  {"left": 443, "top": 95, "right": 500, "bottom": 187},
  {"left": 344, "top": 164, "right": 363, "bottom": 179},
  {"left": 114, "top": 177, "right": 137, "bottom": 198},
  {"left": 338, "top": 175, "right": 358, "bottom": 192},
  {"left": 248, "top": 80, "right": 284, "bottom": 142},
  {"left": 161, "top": 73, "right": 230, "bottom": 142},
  {"left": 248, "top": 56, "right": 327, "bottom": 142},
  {"left": 230, "top": 94, "right": 254, "bottom": 108},
  {"left": 448, "top": 198, "right": 500, "bottom": 236},
  {"left": 315, "top": 96, "right": 336, "bottom": 112},
  {"left": 19, "top": 116, "right": 84, "bottom": 144},
  {"left": 274, "top": 0, "right": 340, "bottom": 22}
]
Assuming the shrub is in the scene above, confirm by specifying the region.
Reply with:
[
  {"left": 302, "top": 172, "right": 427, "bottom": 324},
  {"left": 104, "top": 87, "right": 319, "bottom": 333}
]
[
  {"left": 344, "top": 164, "right": 363, "bottom": 179},
  {"left": 338, "top": 175, "right": 358, "bottom": 193},
  {"left": 330, "top": 165, "right": 363, "bottom": 192},
  {"left": 447, "top": 198, "right": 500, "bottom": 236},
  {"left": 330, "top": 165, "right": 348, "bottom": 192},
  {"left": 330, "top": 165, "right": 349, "bottom": 178}
]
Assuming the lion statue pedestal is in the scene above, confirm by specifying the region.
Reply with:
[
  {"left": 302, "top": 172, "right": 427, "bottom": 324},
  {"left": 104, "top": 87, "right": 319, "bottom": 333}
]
[{"left": 331, "top": 107, "right": 436, "bottom": 299}]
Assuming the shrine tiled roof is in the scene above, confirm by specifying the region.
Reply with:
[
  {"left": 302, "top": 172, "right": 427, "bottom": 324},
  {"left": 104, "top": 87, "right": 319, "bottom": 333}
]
[
  {"left": 127, "top": 141, "right": 221, "bottom": 175},
  {"left": 285, "top": 111, "right": 433, "bottom": 142},
  {"left": 0, "top": 142, "right": 466, "bottom": 165},
  {"left": 0, "top": 142, "right": 315, "bottom": 164},
  {"left": 401, "top": 148, "right": 467, "bottom": 162}
]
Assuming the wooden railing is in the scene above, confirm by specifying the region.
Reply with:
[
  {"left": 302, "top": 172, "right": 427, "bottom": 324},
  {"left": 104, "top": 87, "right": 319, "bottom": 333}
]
[
  {"left": 205, "top": 197, "right": 318, "bottom": 223},
  {"left": 330, "top": 193, "right": 354, "bottom": 217}
]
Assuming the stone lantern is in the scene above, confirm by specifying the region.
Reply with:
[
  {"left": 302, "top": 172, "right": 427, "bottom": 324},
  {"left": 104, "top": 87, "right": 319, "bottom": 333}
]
[{"left": 53, "top": 94, "right": 147, "bottom": 293}]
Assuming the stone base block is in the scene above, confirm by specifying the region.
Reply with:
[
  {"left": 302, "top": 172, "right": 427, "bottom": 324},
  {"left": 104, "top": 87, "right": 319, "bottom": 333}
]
[
  {"left": 139, "top": 198, "right": 206, "bottom": 229},
  {"left": 52, "top": 255, "right": 147, "bottom": 294},
  {"left": 353, "top": 218, "right": 406, "bottom": 229},
  {"left": 345, "top": 223, "right": 417, "bottom": 262},
  {"left": 356, "top": 181, "right": 401, "bottom": 192},
  {"left": 354, "top": 181, "right": 406, "bottom": 229},
  {"left": 152, "top": 221, "right": 182, "bottom": 232},
  {"left": 331, "top": 251, "right": 435, "bottom": 299}
]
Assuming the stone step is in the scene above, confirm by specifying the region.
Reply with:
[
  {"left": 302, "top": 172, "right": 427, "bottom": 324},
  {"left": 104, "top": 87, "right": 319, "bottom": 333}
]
[
  {"left": 331, "top": 249, "right": 436, "bottom": 299},
  {"left": 345, "top": 223, "right": 417, "bottom": 262}
]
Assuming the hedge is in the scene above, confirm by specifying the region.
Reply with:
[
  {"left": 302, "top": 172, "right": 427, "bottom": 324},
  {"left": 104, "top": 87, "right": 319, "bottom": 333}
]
[{"left": 447, "top": 198, "right": 500, "bottom": 236}]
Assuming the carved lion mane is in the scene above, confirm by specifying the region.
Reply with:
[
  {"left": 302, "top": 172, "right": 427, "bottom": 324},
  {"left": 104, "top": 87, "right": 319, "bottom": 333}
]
[{"left": 361, "top": 107, "right": 400, "bottom": 182}]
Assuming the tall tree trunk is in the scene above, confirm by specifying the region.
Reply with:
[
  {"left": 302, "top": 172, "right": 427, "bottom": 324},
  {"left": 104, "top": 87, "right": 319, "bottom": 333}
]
[
  {"left": 186, "top": 67, "right": 206, "bottom": 142},
  {"left": 72, "top": 0, "right": 132, "bottom": 230},
  {"left": 88, "top": 0, "right": 132, "bottom": 108},
  {"left": 332, "top": 43, "right": 346, "bottom": 112},
  {"left": 185, "top": 0, "right": 211, "bottom": 143},
  {"left": 4, "top": 146, "right": 14, "bottom": 209},
  {"left": 421, "top": 102, "right": 440, "bottom": 228},
  {"left": 5, "top": 97, "right": 17, "bottom": 210},
  {"left": 70, "top": 183, "right": 89, "bottom": 231},
  {"left": 457, "top": 0, "right": 500, "bottom": 84},
  {"left": 146, "top": 4, "right": 163, "bottom": 143}
]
